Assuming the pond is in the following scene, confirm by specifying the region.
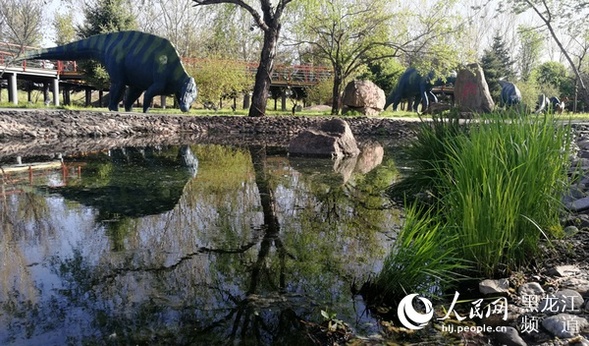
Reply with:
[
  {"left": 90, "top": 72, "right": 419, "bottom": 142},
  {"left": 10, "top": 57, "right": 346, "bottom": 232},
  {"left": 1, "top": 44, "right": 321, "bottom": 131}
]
[{"left": 0, "top": 140, "right": 405, "bottom": 345}]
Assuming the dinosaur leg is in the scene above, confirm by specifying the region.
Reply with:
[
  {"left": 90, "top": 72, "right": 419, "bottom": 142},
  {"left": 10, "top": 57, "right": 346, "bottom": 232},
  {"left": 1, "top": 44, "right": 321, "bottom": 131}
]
[
  {"left": 124, "top": 87, "right": 144, "bottom": 112},
  {"left": 142, "top": 84, "right": 165, "bottom": 113},
  {"left": 108, "top": 82, "right": 126, "bottom": 111}
]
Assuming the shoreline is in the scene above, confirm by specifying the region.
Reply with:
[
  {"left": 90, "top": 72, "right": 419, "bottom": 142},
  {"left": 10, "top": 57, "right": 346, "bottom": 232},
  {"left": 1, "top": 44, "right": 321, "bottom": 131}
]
[{"left": 0, "top": 108, "right": 419, "bottom": 138}]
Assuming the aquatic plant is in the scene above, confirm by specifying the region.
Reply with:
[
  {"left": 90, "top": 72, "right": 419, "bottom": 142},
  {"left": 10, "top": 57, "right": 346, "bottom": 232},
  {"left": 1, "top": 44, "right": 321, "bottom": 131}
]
[
  {"left": 438, "top": 113, "right": 571, "bottom": 275},
  {"left": 378, "top": 112, "right": 572, "bottom": 298}
]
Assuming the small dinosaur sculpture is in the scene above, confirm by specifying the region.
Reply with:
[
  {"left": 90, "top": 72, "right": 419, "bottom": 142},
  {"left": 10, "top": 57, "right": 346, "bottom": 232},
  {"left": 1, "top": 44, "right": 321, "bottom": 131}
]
[
  {"left": 15, "top": 30, "right": 197, "bottom": 113},
  {"left": 498, "top": 80, "right": 521, "bottom": 108},
  {"left": 384, "top": 68, "right": 455, "bottom": 113}
]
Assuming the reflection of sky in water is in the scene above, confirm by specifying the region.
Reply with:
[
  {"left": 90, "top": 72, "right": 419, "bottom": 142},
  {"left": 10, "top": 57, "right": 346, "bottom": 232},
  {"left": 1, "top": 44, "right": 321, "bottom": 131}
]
[{"left": 0, "top": 144, "right": 402, "bottom": 345}]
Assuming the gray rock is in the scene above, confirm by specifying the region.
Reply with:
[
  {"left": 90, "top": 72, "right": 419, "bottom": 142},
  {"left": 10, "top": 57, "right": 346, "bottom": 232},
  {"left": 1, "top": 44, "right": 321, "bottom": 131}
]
[
  {"left": 568, "top": 196, "right": 589, "bottom": 212},
  {"left": 577, "top": 139, "right": 589, "bottom": 150},
  {"left": 288, "top": 119, "right": 360, "bottom": 158},
  {"left": 493, "top": 326, "right": 527, "bottom": 346},
  {"left": 542, "top": 313, "right": 588, "bottom": 338},
  {"left": 479, "top": 278, "right": 509, "bottom": 295},
  {"left": 557, "top": 277, "right": 589, "bottom": 295},
  {"left": 518, "top": 282, "right": 545, "bottom": 296},
  {"left": 563, "top": 214, "right": 589, "bottom": 229},
  {"left": 548, "top": 265, "right": 581, "bottom": 277},
  {"left": 539, "top": 289, "right": 584, "bottom": 314},
  {"left": 341, "top": 80, "right": 386, "bottom": 116},
  {"left": 564, "top": 225, "right": 580, "bottom": 236},
  {"left": 572, "top": 158, "right": 589, "bottom": 170}
]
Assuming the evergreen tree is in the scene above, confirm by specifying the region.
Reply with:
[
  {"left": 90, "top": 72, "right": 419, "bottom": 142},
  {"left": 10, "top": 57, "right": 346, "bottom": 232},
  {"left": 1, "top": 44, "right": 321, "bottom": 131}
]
[
  {"left": 481, "top": 34, "right": 516, "bottom": 98},
  {"left": 77, "top": 0, "right": 137, "bottom": 90}
]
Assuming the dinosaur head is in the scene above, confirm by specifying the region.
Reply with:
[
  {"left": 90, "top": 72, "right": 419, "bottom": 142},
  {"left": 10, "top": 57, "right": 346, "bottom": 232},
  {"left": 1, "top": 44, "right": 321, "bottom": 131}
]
[{"left": 178, "top": 77, "right": 197, "bottom": 112}]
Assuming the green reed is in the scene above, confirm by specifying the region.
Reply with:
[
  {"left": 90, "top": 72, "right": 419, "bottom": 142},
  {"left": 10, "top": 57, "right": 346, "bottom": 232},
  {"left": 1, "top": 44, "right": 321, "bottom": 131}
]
[
  {"left": 438, "top": 113, "right": 571, "bottom": 275},
  {"left": 377, "top": 112, "right": 572, "bottom": 298}
]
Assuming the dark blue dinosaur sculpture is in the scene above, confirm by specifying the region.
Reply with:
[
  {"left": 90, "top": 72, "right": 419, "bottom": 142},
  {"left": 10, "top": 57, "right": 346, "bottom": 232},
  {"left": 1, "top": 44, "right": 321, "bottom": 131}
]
[
  {"left": 384, "top": 68, "right": 435, "bottom": 112},
  {"left": 15, "top": 30, "right": 197, "bottom": 113},
  {"left": 549, "top": 96, "right": 565, "bottom": 114},
  {"left": 498, "top": 80, "right": 522, "bottom": 108},
  {"left": 384, "top": 68, "right": 455, "bottom": 112}
]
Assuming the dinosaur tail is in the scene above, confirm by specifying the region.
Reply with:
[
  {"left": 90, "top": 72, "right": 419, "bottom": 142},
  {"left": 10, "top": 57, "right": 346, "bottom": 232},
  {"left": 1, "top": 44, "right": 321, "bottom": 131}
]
[{"left": 14, "top": 36, "right": 106, "bottom": 62}]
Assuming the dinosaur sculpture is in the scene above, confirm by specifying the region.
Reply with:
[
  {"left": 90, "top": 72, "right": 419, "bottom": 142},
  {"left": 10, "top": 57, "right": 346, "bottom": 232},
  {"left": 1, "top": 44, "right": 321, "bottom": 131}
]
[
  {"left": 15, "top": 30, "right": 197, "bottom": 113},
  {"left": 498, "top": 80, "right": 522, "bottom": 108},
  {"left": 384, "top": 68, "right": 455, "bottom": 112},
  {"left": 549, "top": 96, "right": 565, "bottom": 114}
]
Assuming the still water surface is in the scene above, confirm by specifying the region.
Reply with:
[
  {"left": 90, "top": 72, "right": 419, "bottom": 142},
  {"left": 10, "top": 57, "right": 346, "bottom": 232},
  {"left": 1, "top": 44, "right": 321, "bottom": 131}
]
[{"left": 0, "top": 142, "right": 403, "bottom": 345}]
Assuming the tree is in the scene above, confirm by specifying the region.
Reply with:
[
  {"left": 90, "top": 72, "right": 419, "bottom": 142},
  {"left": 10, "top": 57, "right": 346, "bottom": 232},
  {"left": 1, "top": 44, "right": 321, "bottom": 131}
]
[
  {"left": 291, "top": 0, "right": 462, "bottom": 115},
  {"left": 481, "top": 34, "right": 516, "bottom": 97},
  {"left": 290, "top": 0, "right": 394, "bottom": 115},
  {"left": 517, "top": 25, "right": 543, "bottom": 81},
  {"left": 193, "top": 0, "right": 295, "bottom": 117},
  {"left": 77, "top": 0, "right": 137, "bottom": 90},
  {"left": 189, "top": 57, "right": 251, "bottom": 107},
  {"left": 0, "top": 0, "right": 44, "bottom": 47},
  {"left": 53, "top": 11, "right": 77, "bottom": 46},
  {"left": 500, "top": 0, "right": 589, "bottom": 104},
  {"left": 132, "top": 0, "right": 205, "bottom": 58}
]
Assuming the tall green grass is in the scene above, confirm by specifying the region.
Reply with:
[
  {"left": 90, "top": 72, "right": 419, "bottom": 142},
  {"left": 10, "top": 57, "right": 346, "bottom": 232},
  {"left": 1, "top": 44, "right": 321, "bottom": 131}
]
[
  {"left": 377, "top": 112, "right": 572, "bottom": 299},
  {"left": 375, "top": 204, "right": 471, "bottom": 300},
  {"left": 439, "top": 114, "right": 571, "bottom": 276}
]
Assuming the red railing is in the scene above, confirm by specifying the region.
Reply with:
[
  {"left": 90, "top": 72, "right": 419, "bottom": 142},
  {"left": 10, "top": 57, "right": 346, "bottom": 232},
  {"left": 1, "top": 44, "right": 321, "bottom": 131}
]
[{"left": 0, "top": 41, "right": 331, "bottom": 85}]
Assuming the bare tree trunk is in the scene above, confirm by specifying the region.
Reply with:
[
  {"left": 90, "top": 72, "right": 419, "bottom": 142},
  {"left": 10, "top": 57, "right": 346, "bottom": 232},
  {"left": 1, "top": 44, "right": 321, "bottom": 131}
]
[
  {"left": 249, "top": 27, "right": 279, "bottom": 117},
  {"left": 331, "top": 67, "right": 342, "bottom": 115}
]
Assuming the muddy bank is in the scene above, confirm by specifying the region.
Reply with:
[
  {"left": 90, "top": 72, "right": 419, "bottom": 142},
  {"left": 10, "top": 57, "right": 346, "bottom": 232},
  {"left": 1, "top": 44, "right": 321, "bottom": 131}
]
[
  {"left": 0, "top": 109, "right": 417, "bottom": 139},
  {"left": 0, "top": 109, "right": 418, "bottom": 158}
]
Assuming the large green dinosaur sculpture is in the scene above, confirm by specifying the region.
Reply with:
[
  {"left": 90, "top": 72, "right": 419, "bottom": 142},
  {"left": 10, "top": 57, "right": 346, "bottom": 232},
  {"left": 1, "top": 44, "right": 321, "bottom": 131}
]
[{"left": 16, "top": 30, "right": 197, "bottom": 113}]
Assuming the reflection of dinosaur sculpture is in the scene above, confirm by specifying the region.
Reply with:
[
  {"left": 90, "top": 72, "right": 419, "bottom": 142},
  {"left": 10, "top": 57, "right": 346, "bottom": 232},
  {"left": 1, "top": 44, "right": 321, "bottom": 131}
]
[
  {"left": 16, "top": 31, "right": 197, "bottom": 113},
  {"left": 384, "top": 68, "right": 455, "bottom": 112},
  {"left": 44, "top": 145, "right": 198, "bottom": 218}
]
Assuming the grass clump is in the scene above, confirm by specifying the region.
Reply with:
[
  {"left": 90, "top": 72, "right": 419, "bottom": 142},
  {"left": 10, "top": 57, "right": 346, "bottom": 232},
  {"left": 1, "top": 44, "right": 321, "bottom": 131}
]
[
  {"left": 377, "top": 112, "right": 572, "bottom": 299},
  {"left": 439, "top": 114, "right": 571, "bottom": 276},
  {"left": 374, "top": 203, "right": 470, "bottom": 301}
]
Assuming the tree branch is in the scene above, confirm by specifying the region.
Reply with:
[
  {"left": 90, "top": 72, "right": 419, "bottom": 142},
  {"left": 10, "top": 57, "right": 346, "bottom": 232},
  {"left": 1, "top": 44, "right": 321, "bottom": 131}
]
[{"left": 192, "top": 0, "right": 270, "bottom": 31}]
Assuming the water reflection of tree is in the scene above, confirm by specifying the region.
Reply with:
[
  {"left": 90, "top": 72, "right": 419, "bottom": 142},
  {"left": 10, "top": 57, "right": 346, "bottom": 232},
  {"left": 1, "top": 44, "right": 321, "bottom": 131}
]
[{"left": 190, "top": 145, "right": 310, "bottom": 345}]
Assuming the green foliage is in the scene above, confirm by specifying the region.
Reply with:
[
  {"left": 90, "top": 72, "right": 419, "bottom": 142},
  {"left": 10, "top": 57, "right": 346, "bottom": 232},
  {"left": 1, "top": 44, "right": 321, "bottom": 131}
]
[
  {"left": 517, "top": 26, "right": 543, "bottom": 82},
  {"left": 438, "top": 114, "right": 571, "bottom": 276},
  {"left": 53, "top": 11, "right": 77, "bottom": 46},
  {"left": 375, "top": 204, "right": 470, "bottom": 299},
  {"left": 189, "top": 58, "right": 251, "bottom": 106},
  {"left": 481, "top": 34, "right": 517, "bottom": 98},
  {"left": 359, "top": 59, "right": 406, "bottom": 96},
  {"left": 292, "top": 0, "right": 395, "bottom": 113},
  {"left": 516, "top": 78, "right": 542, "bottom": 111},
  {"left": 304, "top": 78, "right": 333, "bottom": 106},
  {"left": 385, "top": 113, "right": 572, "bottom": 286},
  {"left": 77, "top": 0, "right": 137, "bottom": 37},
  {"left": 388, "top": 115, "right": 468, "bottom": 200},
  {"left": 76, "top": 0, "right": 137, "bottom": 89},
  {"left": 534, "top": 61, "right": 569, "bottom": 95}
]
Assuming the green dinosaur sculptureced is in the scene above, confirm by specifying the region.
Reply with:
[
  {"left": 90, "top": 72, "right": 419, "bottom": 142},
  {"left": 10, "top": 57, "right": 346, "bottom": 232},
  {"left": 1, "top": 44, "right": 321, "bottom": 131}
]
[{"left": 16, "top": 30, "right": 198, "bottom": 113}]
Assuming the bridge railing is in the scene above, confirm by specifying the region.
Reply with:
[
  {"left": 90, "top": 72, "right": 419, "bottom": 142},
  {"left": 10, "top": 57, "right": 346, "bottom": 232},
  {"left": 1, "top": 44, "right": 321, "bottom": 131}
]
[{"left": 0, "top": 41, "right": 332, "bottom": 85}]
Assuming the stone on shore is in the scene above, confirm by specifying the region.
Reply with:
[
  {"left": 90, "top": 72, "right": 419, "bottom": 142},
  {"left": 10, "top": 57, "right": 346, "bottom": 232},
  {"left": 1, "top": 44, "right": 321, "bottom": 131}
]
[
  {"left": 341, "top": 80, "right": 386, "bottom": 116},
  {"left": 288, "top": 118, "right": 360, "bottom": 158}
]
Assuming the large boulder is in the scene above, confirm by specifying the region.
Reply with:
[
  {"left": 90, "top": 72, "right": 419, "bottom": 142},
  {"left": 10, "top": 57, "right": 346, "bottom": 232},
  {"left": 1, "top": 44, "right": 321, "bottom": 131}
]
[
  {"left": 454, "top": 63, "right": 495, "bottom": 113},
  {"left": 341, "top": 80, "right": 386, "bottom": 116},
  {"left": 288, "top": 118, "right": 360, "bottom": 158}
]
